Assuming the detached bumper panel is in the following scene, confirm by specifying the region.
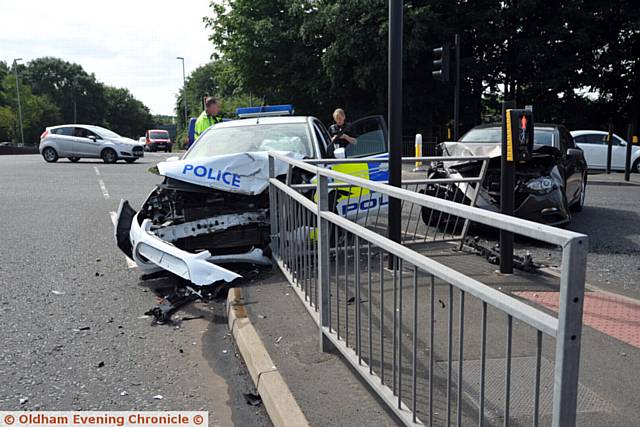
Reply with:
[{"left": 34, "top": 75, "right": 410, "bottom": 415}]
[{"left": 128, "top": 214, "right": 242, "bottom": 286}]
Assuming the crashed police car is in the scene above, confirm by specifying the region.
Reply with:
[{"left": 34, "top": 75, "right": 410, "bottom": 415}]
[
  {"left": 114, "top": 106, "right": 389, "bottom": 303},
  {"left": 429, "top": 123, "right": 588, "bottom": 225}
]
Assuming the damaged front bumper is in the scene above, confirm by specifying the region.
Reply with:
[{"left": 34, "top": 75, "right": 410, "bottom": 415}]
[{"left": 115, "top": 199, "right": 270, "bottom": 287}]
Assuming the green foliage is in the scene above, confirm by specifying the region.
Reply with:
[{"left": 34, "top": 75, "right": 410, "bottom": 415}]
[
  {"left": 0, "top": 56, "right": 157, "bottom": 144},
  {"left": 0, "top": 73, "right": 62, "bottom": 144},
  {"left": 174, "top": 60, "right": 248, "bottom": 129},
  {"left": 103, "top": 86, "right": 155, "bottom": 138},
  {"left": 205, "top": 0, "right": 640, "bottom": 137},
  {"left": 22, "top": 57, "right": 107, "bottom": 125}
]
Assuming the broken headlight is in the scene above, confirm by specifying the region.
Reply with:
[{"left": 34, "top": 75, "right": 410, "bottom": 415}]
[{"left": 526, "top": 176, "right": 555, "bottom": 194}]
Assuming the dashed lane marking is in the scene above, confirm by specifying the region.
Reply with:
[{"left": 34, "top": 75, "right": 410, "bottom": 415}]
[
  {"left": 98, "top": 179, "right": 110, "bottom": 199},
  {"left": 109, "top": 211, "right": 138, "bottom": 269}
]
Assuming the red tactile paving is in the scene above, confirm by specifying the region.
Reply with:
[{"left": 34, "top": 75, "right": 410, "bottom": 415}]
[{"left": 514, "top": 291, "right": 640, "bottom": 349}]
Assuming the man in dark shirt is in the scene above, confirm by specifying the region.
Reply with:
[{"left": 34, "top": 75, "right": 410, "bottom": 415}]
[{"left": 328, "top": 108, "right": 357, "bottom": 148}]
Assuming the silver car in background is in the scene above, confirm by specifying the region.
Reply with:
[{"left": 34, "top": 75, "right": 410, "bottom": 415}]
[{"left": 39, "top": 124, "right": 144, "bottom": 163}]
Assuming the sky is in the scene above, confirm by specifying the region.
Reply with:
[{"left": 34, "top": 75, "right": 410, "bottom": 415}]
[{"left": 0, "top": 0, "right": 216, "bottom": 115}]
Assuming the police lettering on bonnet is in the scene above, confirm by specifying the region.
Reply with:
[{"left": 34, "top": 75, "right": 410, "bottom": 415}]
[{"left": 181, "top": 164, "right": 241, "bottom": 188}]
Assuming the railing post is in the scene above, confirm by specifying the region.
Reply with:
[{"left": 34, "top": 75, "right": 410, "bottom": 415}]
[
  {"left": 268, "top": 154, "right": 279, "bottom": 260},
  {"left": 552, "top": 236, "right": 587, "bottom": 427},
  {"left": 317, "top": 173, "right": 332, "bottom": 351}
]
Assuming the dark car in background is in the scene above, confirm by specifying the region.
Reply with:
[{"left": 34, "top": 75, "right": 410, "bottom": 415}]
[
  {"left": 145, "top": 129, "right": 172, "bottom": 152},
  {"left": 431, "top": 123, "right": 588, "bottom": 225}
]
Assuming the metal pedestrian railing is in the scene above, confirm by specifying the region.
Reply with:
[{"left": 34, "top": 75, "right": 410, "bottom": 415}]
[
  {"left": 289, "top": 155, "right": 490, "bottom": 248},
  {"left": 268, "top": 152, "right": 587, "bottom": 427}
]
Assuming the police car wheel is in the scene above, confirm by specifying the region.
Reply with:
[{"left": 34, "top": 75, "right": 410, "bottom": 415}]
[
  {"left": 42, "top": 147, "right": 58, "bottom": 163},
  {"left": 101, "top": 148, "right": 117, "bottom": 164},
  {"left": 68, "top": 157, "right": 80, "bottom": 163},
  {"left": 633, "top": 159, "right": 640, "bottom": 174}
]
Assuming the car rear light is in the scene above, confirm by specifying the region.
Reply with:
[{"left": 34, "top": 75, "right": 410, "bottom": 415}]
[{"left": 40, "top": 130, "right": 49, "bottom": 139}]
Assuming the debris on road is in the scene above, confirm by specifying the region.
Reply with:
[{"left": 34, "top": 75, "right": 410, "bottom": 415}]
[
  {"left": 275, "top": 336, "right": 283, "bottom": 344},
  {"left": 51, "top": 290, "right": 65, "bottom": 295},
  {"left": 19, "top": 397, "right": 28, "bottom": 405},
  {"left": 465, "top": 236, "right": 540, "bottom": 272},
  {"left": 243, "top": 392, "right": 262, "bottom": 407},
  {"left": 120, "top": 391, "right": 128, "bottom": 396},
  {"left": 153, "top": 395, "right": 163, "bottom": 400},
  {"left": 97, "top": 361, "right": 105, "bottom": 368}
]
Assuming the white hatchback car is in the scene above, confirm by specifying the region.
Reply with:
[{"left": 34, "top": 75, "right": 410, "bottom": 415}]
[
  {"left": 571, "top": 130, "right": 640, "bottom": 172},
  {"left": 39, "top": 124, "right": 144, "bottom": 163}
]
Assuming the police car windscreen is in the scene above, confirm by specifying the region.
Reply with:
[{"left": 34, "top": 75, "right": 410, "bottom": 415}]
[{"left": 185, "top": 124, "right": 313, "bottom": 159}]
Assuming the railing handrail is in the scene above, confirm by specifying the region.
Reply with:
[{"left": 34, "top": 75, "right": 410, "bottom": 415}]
[
  {"left": 270, "top": 151, "right": 587, "bottom": 247},
  {"left": 303, "top": 155, "right": 491, "bottom": 164}
]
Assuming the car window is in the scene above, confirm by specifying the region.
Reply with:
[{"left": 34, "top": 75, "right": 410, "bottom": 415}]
[
  {"left": 534, "top": 129, "right": 555, "bottom": 147},
  {"left": 150, "top": 131, "right": 169, "bottom": 139},
  {"left": 52, "top": 127, "right": 74, "bottom": 136},
  {"left": 185, "top": 123, "right": 313, "bottom": 159},
  {"left": 346, "top": 116, "right": 387, "bottom": 157},
  {"left": 73, "top": 128, "right": 99, "bottom": 139},
  {"left": 578, "top": 134, "right": 607, "bottom": 145},
  {"left": 312, "top": 122, "right": 329, "bottom": 158},
  {"left": 460, "top": 127, "right": 502, "bottom": 142}
]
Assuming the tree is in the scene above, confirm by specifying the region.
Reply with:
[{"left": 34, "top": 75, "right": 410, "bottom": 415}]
[
  {"left": 22, "top": 57, "right": 106, "bottom": 125},
  {"left": 0, "top": 74, "right": 61, "bottom": 144},
  {"left": 103, "top": 86, "right": 155, "bottom": 138}
]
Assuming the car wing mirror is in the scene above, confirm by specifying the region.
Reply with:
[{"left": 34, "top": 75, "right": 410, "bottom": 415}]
[
  {"left": 88, "top": 135, "right": 97, "bottom": 141},
  {"left": 334, "top": 147, "right": 346, "bottom": 159}
]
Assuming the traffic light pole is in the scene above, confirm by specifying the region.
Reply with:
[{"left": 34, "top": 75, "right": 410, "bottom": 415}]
[
  {"left": 453, "top": 34, "right": 461, "bottom": 141},
  {"left": 500, "top": 100, "right": 516, "bottom": 274},
  {"left": 388, "top": 0, "right": 403, "bottom": 263}
]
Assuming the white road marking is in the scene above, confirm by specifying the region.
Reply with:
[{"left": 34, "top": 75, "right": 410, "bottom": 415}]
[
  {"left": 93, "top": 166, "right": 101, "bottom": 176},
  {"left": 98, "top": 179, "right": 110, "bottom": 199},
  {"left": 110, "top": 211, "right": 138, "bottom": 269}
]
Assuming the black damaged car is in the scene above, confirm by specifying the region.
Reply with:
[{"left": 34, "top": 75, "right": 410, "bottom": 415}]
[{"left": 431, "top": 123, "right": 587, "bottom": 225}]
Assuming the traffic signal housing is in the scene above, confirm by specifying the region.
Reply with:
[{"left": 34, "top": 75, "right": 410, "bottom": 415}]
[
  {"left": 432, "top": 44, "right": 450, "bottom": 82},
  {"left": 505, "top": 109, "right": 534, "bottom": 162}
]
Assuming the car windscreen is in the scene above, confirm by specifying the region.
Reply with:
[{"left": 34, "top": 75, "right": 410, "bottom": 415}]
[
  {"left": 185, "top": 123, "right": 313, "bottom": 159},
  {"left": 91, "top": 126, "right": 120, "bottom": 139},
  {"left": 150, "top": 131, "right": 169, "bottom": 139},
  {"left": 460, "top": 126, "right": 555, "bottom": 146}
]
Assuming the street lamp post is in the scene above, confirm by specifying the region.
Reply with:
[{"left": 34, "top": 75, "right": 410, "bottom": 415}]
[
  {"left": 13, "top": 58, "right": 25, "bottom": 146},
  {"left": 176, "top": 57, "right": 188, "bottom": 132}
]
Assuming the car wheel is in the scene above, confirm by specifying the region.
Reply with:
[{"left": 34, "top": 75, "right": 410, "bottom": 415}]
[
  {"left": 125, "top": 158, "right": 137, "bottom": 163},
  {"left": 633, "top": 159, "right": 640, "bottom": 174},
  {"left": 42, "top": 147, "right": 58, "bottom": 163},
  {"left": 68, "top": 157, "right": 80, "bottom": 163},
  {"left": 101, "top": 148, "right": 118, "bottom": 164}
]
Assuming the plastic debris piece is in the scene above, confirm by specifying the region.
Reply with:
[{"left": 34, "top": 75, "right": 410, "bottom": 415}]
[
  {"left": 120, "top": 391, "right": 128, "bottom": 396},
  {"left": 19, "top": 397, "right": 28, "bottom": 405},
  {"left": 52, "top": 290, "right": 65, "bottom": 295},
  {"left": 97, "top": 361, "right": 105, "bottom": 368},
  {"left": 275, "top": 336, "right": 283, "bottom": 344},
  {"left": 181, "top": 315, "right": 204, "bottom": 321},
  {"left": 153, "top": 395, "right": 163, "bottom": 400}
]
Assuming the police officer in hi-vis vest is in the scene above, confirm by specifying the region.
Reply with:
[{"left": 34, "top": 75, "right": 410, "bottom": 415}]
[{"left": 194, "top": 97, "right": 223, "bottom": 140}]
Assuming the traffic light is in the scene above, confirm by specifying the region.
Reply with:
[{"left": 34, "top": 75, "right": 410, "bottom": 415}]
[
  {"left": 505, "top": 109, "right": 534, "bottom": 162},
  {"left": 432, "top": 44, "right": 450, "bottom": 82}
]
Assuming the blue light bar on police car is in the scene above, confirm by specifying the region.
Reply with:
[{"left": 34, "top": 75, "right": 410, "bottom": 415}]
[{"left": 236, "top": 104, "right": 295, "bottom": 118}]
